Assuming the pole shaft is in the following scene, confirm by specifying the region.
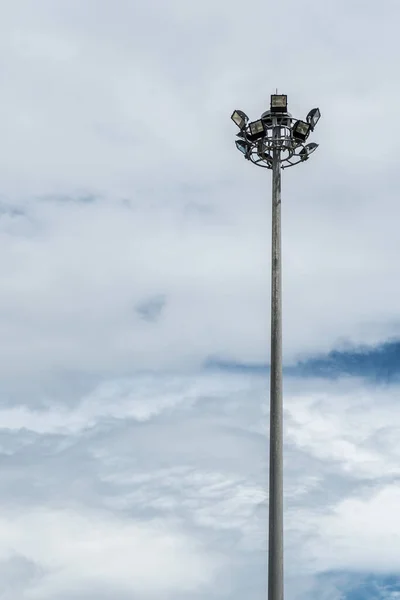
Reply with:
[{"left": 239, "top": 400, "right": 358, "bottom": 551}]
[{"left": 268, "top": 129, "right": 284, "bottom": 600}]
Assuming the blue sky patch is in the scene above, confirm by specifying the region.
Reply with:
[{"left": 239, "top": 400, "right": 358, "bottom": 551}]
[{"left": 206, "top": 339, "right": 400, "bottom": 382}]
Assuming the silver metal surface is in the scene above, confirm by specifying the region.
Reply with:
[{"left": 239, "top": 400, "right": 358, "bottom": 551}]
[
  {"left": 268, "top": 126, "right": 284, "bottom": 600},
  {"left": 231, "top": 96, "right": 320, "bottom": 600},
  {"left": 236, "top": 112, "right": 318, "bottom": 170}
]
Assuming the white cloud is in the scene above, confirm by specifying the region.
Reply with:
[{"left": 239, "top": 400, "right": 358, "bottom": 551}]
[
  {"left": 0, "top": 1, "right": 399, "bottom": 597},
  {"left": 0, "top": 373, "right": 398, "bottom": 598},
  {"left": 285, "top": 378, "right": 400, "bottom": 479},
  {"left": 0, "top": 0, "right": 398, "bottom": 375},
  {"left": 307, "top": 485, "right": 400, "bottom": 574},
  {"left": 0, "top": 508, "right": 219, "bottom": 599}
]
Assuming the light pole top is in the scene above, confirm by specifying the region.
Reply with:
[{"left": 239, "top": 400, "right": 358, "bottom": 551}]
[{"left": 231, "top": 94, "right": 321, "bottom": 169}]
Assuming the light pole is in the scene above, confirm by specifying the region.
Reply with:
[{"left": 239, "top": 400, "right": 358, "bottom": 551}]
[{"left": 231, "top": 95, "right": 321, "bottom": 600}]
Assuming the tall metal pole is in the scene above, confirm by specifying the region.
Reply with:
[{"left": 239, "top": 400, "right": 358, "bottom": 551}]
[
  {"left": 231, "top": 96, "right": 321, "bottom": 600},
  {"left": 268, "top": 123, "right": 284, "bottom": 600}
]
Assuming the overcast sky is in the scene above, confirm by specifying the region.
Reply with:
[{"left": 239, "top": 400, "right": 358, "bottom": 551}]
[{"left": 0, "top": 1, "right": 399, "bottom": 599}]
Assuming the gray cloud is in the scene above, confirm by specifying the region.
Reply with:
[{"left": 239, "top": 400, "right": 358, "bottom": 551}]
[
  {"left": 0, "top": 0, "right": 399, "bottom": 374},
  {"left": 136, "top": 294, "right": 166, "bottom": 322},
  {"left": 0, "top": 372, "right": 398, "bottom": 598},
  {"left": 0, "top": 0, "right": 399, "bottom": 597}
]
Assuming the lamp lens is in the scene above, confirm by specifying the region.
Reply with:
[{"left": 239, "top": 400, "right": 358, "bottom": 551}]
[
  {"left": 271, "top": 95, "right": 287, "bottom": 109},
  {"left": 232, "top": 112, "right": 244, "bottom": 128},
  {"left": 296, "top": 122, "right": 309, "bottom": 135},
  {"left": 312, "top": 110, "right": 320, "bottom": 126},
  {"left": 236, "top": 141, "right": 247, "bottom": 154},
  {"left": 250, "top": 121, "right": 264, "bottom": 135}
]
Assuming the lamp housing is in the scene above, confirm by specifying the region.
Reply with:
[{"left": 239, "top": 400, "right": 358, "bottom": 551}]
[
  {"left": 292, "top": 120, "right": 311, "bottom": 142},
  {"left": 247, "top": 119, "right": 265, "bottom": 141},
  {"left": 231, "top": 110, "right": 249, "bottom": 130},
  {"left": 306, "top": 108, "right": 321, "bottom": 131},
  {"left": 299, "top": 142, "right": 319, "bottom": 161},
  {"left": 235, "top": 139, "right": 251, "bottom": 158},
  {"left": 270, "top": 94, "right": 288, "bottom": 113}
]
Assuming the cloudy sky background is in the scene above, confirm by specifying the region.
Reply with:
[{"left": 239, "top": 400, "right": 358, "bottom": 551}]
[{"left": 0, "top": 0, "right": 399, "bottom": 598}]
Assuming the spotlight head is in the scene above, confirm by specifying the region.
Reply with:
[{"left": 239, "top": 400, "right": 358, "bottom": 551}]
[
  {"left": 299, "top": 142, "right": 319, "bottom": 161},
  {"left": 292, "top": 120, "right": 311, "bottom": 142},
  {"left": 306, "top": 108, "right": 321, "bottom": 131},
  {"left": 235, "top": 139, "right": 251, "bottom": 158},
  {"left": 270, "top": 94, "right": 288, "bottom": 113},
  {"left": 247, "top": 119, "right": 265, "bottom": 141},
  {"left": 231, "top": 110, "right": 249, "bottom": 130}
]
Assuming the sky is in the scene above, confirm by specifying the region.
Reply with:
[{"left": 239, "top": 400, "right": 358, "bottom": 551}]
[{"left": 0, "top": 0, "right": 399, "bottom": 598}]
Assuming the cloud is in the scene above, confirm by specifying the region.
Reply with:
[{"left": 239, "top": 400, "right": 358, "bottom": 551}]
[
  {"left": 299, "top": 572, "right": 400, "bottom": 600},
  {"left": 308, "top": 485, "right": 400, "bottom": 573},
  {"left": 0, "top": 1, "right": 399, "bottom": 598},
  {"left": 0, "top": 371, "right": 398, "bottom": 598},
  {"left": 0, "top": 0, "right": 398, "bottom": 378},
  {"left": 136, "top": 294, "right": 167, "bottom": 323},
  {"left": 0, "top": 509, "right": 217, "bottom": 599}
]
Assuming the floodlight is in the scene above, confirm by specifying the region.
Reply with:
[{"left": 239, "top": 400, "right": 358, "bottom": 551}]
[
  {"left": 270, "top": 94, "right": 288, "bottom": 113},
  {"left": 306, "top": 108, "right": 321, "bottom": 131},
  {"left": 229, "top": 93, "right": 322, "bottom": 600},
  {"left": 292, "top": 120, "right": 311, "bottom": 142},
  {"left": 235, "top": 139, "right": 251, "bottom": 158},
  {"left": 231, "top": 110, "right": 249, "bottom": 130},
  {"left": 230, "top": 97, "right": 320, "bottom": 170},
  {"left": 247, "top": 119, "right": 265, "bottom": 141},
  {"left": 299, "top": 142, "right": 319, "bottom": 161}
]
